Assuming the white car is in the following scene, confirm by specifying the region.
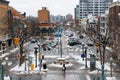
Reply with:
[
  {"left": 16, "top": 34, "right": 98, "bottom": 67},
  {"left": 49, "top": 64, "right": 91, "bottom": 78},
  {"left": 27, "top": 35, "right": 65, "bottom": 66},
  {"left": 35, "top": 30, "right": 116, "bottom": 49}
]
[{"left": 64, "top": 31, "right": 73, "bottom": 37}]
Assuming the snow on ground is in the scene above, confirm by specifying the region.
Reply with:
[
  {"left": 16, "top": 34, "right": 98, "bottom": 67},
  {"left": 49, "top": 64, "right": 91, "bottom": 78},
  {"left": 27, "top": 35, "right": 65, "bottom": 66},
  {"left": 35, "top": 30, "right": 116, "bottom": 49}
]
[
  {"left": 106, "top": 77, "right": 117, "bottom": 80},
  {"left": 4, "top": 76, "right": 10, "bottom": 80},
  {"left": 6, "top": 42, "right": 111, "bottom": 75},
  {"left": 10, "top": 47, "right": 19, "bottom": 53},
  {"left": 0, "top": 53, "right": 11, "bottom": 59},
  {"left": 0, "top": 42, "right": 29, "bottom": 59},
  {"left": 73, "top": 55, "right": 111, "bottom": 71},
  {"left": 48, "top": 63, "right": 73, "bottom": 68},
  {"left": 10, "top": 54, "right": 112, "bottom": 75}
]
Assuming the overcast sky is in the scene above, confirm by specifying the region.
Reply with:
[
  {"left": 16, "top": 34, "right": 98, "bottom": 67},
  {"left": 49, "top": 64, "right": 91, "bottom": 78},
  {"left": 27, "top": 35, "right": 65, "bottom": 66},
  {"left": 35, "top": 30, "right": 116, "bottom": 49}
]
[
  {"left": 9, "top": 0, "right": 79, "bottom": 17},
  {"left": 9, "top": 0, "right": 117, "bottom": 17}
]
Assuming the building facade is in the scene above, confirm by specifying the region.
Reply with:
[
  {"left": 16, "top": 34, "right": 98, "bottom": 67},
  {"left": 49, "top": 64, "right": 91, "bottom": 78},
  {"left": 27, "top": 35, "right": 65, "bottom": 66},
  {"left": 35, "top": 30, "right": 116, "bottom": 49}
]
[
  {"left": 100, "top": 10, "right": 109, "bottom": 36},
  {"left": 109, "top": 2, "right": 120, "bottom": 46},
  {"left": 38, "top": 7, "right": 54, "bottom": 38},
  {"left": 38, "top": 7, "right": 50, "bottom": 23},
  {"left": 75, "top": 0, "right": 113, "bottom": 25},
  {"left": 66, "top": 14, "right": 73, "bottom": 22},
  {"left": 0, "top": 0, "right": 25, "bottom": 51}
]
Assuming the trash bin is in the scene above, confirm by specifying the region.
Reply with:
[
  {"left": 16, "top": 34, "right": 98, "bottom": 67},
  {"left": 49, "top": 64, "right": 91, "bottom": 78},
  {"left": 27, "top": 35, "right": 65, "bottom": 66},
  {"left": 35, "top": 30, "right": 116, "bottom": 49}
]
[
  {"left": 43, "top": 63, "right": 47, "bottom": 69},
  {"left": 90, "top": 54, "right": 96, "bottom": 71},
  {"left": 90, "top": 61, "right": 96, "bottom": 71}
]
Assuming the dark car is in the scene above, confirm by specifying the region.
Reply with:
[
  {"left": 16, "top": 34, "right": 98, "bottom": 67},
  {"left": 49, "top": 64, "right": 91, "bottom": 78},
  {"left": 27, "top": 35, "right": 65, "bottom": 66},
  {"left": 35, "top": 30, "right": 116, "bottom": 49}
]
[
  {"left": 42, "top": 44, "right": 51, "bottom": 51},
  {"left": 79, "top": 34, "right": 84, "bottom": 39},
  {"left": 31, "top": 39, "right": 37, "bottom": 43},
  {"left": 68, "top": 33, "right": 73, "bottom": 37},
  {"left": 87, "top": 43, "right": 94, "bottom": 46},
  {"left": 68, "top": 38, "right": 80, "bottom": 46}
]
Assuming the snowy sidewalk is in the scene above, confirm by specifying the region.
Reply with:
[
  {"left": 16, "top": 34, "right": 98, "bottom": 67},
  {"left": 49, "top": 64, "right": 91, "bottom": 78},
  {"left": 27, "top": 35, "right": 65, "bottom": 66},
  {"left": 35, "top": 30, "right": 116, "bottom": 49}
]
[
  {"left": 0, "top": 42, "right": 29, "bottom": 60},
  {"left": 9, "top": 55, "right": 118, "bottom": 76}
]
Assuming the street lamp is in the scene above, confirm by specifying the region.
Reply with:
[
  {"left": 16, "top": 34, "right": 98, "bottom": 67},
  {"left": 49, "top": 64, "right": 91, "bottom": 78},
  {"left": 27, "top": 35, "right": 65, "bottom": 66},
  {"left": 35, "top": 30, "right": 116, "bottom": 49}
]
[
  {"left": 37, "top": 42, "right": 42, "bottom": 71},
  {"left": 110, "top": 57, "right": 113, "bottom": 77},
  {"left": 84, "top": 46, "right": 88, "bottom": 68},
  {"left": 81, "top": 43, "right": 85, "bottom": 60},
  {"left": 1, "top": 57, "right": 12, "bottom": 80},
  {"left": 34, "top": 47, "right": 38, "bottom": 68},
  {"left": 60, "top": 36, "right": 62, "bottom": 58}
]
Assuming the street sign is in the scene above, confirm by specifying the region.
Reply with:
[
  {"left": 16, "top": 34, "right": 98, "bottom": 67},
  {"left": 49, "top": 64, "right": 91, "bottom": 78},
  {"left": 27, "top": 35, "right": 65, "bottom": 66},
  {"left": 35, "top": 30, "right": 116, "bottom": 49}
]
[
  {"left": 16, "top": 54, "right": 21, "bottom": 59},
  {"left": 81, "top": 53, "right": 86, "bottom": 58}
]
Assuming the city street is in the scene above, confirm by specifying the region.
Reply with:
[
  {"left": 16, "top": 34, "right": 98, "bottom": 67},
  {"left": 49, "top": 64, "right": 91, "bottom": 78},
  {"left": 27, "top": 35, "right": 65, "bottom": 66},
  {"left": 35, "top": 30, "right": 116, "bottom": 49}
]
[
  {"left": 1, "top": 0, "right": 120, "bottom": 80},
  {"left": 0, "top": 29, "right": 120, "bottom": 80}
]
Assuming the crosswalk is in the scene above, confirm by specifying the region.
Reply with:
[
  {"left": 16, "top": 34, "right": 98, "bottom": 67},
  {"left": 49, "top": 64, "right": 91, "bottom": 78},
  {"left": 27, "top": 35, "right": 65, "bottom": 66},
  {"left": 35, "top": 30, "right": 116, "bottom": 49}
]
[{"left": 46, "top": 70, "right": 94, "bottom": 80}]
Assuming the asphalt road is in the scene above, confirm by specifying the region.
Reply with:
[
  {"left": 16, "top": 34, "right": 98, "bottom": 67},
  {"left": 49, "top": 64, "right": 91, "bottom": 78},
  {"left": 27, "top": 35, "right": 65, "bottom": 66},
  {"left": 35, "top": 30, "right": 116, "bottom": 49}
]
[{"left": 1, "top": 30, "right": 120, "bottom": 80}]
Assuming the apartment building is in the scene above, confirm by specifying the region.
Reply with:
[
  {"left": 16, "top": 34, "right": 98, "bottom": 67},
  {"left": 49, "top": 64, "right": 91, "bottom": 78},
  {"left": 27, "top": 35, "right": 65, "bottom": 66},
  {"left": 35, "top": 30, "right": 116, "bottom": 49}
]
[{"left": 75, "top": 0, "right": 113, "bottom": 25}]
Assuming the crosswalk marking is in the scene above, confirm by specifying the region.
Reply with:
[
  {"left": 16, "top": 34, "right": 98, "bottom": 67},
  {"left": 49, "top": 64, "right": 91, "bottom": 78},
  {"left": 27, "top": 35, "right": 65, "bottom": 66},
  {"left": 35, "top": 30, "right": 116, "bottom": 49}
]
[{"left": 86, "top": 75, "right": 91, "bottom": 80}]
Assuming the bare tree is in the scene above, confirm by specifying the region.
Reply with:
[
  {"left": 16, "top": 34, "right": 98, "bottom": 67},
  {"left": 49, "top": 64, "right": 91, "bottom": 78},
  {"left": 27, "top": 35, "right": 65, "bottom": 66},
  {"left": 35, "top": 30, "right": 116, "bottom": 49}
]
[{"left": 4, "top": 11, "right": 31, "bottom": 66}]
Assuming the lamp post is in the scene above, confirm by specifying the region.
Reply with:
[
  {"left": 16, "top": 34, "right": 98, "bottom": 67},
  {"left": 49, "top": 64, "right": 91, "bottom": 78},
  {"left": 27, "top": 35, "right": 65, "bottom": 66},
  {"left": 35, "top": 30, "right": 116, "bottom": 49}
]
[
  {"left": 110, "top": 57, "right": 113, "bottom": 77},
  {"left": 84, "top": 46, "right": 88, "bottom": 68},
  {"left": 60, "top": 36, "right": 62, "bottom": 58},
  {"left": 1, "top": 57, "right": 12, "bottom": 80},
  {"left": 34, "top": 47, "right": 38, "bottom": 68},
  {"left": 81, "top": 43, "right": 85, "bottom": 60},
  {"left": 37, "top": 42, "right": 42, "bottom": 71},
  {"left": 1, "top": 63, "right": 4, "bottom": 80}
]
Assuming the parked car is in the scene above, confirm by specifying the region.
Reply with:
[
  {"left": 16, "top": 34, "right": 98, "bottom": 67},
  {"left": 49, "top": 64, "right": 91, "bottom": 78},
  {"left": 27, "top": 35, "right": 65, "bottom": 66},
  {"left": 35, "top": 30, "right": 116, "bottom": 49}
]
[
  {"left": 68, "top": 33, "right": 73, "bottom": 37},
  {"left": 87, "top": 43, "right": 94, "bottom": 46},
  {"left": 87, "top": 40, "right": 94, "bottom": 46},
  {"left": 31, "top": 39, "right": 37, "bottom": 43},
  {"left": 79, "top": 35, "right": 84, "bottom": 39},
  {"left": 68, "top": 38, "right": 80, "bottom": 46},
  {"left": 42, "top": 43, "right": 51, "bottom": 51},
  {"left": 64, "top": 31, "right": 73, "bottom": 37}
]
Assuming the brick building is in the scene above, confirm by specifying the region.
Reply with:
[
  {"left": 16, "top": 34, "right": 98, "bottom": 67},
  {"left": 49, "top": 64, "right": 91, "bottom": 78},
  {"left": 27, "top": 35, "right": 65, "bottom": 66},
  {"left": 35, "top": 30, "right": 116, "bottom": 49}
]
[
  {"left": 38, "top": 7, "right": 50, "bottom": 23},
  {"left": 109, "top": 2, "right": 120, "bottom": 46},
  {"left": 38, "top": 7, "right": 54, "bottom": 38},
  {"left": 0, "top": 0, "right": 25, "bottom": 50}
]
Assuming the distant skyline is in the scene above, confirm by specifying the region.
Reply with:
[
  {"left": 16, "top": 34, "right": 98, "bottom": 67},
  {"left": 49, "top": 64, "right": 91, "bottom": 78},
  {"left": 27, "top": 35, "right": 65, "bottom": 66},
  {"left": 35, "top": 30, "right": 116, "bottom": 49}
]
[
  {"left": 9, "top": 0, "right": 117, "bottom": 17},
  {"left": 9, "top": 0, "right": 78, "bottom": 17}
]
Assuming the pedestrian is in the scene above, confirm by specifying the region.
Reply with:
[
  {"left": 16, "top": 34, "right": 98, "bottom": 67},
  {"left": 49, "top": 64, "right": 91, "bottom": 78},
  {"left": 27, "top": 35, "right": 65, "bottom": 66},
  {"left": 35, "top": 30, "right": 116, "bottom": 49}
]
[{"left": 62, "top": 64, "right": 66, "bottom": 72}]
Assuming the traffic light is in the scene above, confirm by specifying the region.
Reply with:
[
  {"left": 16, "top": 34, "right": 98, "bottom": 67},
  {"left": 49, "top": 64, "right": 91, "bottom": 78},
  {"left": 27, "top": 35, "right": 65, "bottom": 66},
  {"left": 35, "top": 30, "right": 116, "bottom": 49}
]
[{"left": 14, "top": 37, "right": 19, "bottom": 45}]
